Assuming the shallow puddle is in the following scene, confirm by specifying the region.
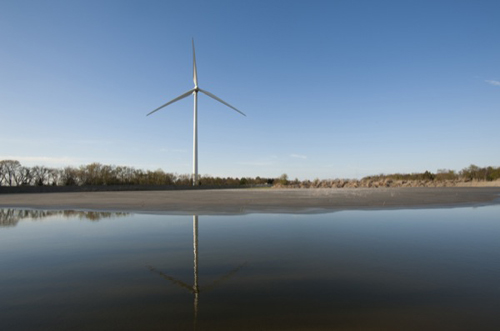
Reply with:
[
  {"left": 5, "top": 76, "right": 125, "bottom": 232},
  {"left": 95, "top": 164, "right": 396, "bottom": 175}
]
[{"left": 1, "top": 206, "right": 500, "bottom": 330}]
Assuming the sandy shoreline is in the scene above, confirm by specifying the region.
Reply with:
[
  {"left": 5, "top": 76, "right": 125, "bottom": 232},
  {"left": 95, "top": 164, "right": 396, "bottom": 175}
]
[{"left": 1, "top": 187, "right": 500, "bottom": 215}]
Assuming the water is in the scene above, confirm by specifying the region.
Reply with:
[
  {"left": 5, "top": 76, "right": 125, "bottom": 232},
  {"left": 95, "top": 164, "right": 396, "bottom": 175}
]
[{"left": 1, "top": 206, "right": 500, "bottom": 330}]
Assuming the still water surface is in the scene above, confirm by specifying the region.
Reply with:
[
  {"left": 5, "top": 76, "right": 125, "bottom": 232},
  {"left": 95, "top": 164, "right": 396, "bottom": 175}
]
[{"left": 1, "top": 206, "right": 500, "bottom": 330}]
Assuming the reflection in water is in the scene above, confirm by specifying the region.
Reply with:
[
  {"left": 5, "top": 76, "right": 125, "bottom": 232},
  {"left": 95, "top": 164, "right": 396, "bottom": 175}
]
[
  {"left": 2, "top": 206, "right": 500, "bottom": 330},
  {"left": 0, "top": 208, "right": 129, "bottom": 227},
  {"left": 148, "top": 215, "right": 246, "bottom": 326}
]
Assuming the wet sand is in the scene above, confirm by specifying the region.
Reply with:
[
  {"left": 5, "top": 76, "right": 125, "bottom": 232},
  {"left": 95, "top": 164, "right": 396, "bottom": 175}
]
[{"left": 1, "top": 187, "right": 500, "bottom": 214}]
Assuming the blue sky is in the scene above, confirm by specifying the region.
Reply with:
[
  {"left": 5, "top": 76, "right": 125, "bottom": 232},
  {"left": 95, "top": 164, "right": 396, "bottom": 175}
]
[{"left": 1, "top": 0, "right": 499, "bottom": 179}]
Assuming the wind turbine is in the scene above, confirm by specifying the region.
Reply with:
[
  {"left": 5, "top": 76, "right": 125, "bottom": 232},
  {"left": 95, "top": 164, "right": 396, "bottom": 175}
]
[{"left": 147, "top": 39, "right": 246, "bottom": 186}]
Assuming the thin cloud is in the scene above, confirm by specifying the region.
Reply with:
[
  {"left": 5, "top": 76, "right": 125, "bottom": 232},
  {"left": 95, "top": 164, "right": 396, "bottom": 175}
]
[
  {"left": 290, "top": 154, "right": 307, "bottom": 159},
  {"left": 237, "top": 161, "right": 275, "bottom": 166},
  {"left": 159, "top": 148, "right": 187, "bottom": 153},
  {"left": 237, "top": 155, "right": 279, "bottom": 167},
  {"left": 74, "top": 139, "right": 117, "bottom": 145},
  {"left": 0, "top": 138, "right": 117, "bottom": 145},
  {"left": 0, "top": 156, "right": 83, "bottom": 166},
  {"left": 485, "top": 80, "right": 500, "bottom": 86}
]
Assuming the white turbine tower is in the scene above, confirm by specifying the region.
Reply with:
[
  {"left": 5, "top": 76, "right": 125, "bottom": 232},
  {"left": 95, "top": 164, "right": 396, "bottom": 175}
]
[{"left": 147, "top": 39, "right": 246, "bottom": 186}]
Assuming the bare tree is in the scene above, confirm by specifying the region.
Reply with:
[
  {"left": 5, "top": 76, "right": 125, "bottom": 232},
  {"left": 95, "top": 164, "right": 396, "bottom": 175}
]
[
  {"left": 32, "top": 166, "right": 50, "bottom": 186},
  {"left": 17, "top": 166, "right": 34, "bottom": 186},
  {"left": 60, "top": 166, "right": 78, "bottom": 186},
  {"left": 47, "top": 168, "right": 60, "bottom": 186},
  {"left": 0, "top": 160, "right": 21, "bottom": 186}
]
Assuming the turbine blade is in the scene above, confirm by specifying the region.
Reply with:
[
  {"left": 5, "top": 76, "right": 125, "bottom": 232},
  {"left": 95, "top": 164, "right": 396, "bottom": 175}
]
[
  {"left": 192, "top": 39, "right": 198, "bottom": 87},
  {"left": 201, "top": 262, "right": 247, "bottom": 294},
  {"left": 146, "top": 89, "right": 194, "bottom": 116},
  {"left": 147, "top": 266, "right": 194, "bottom": 293},
  {"left": 199, "top": 88, "right": 246, "bottom": 117}
]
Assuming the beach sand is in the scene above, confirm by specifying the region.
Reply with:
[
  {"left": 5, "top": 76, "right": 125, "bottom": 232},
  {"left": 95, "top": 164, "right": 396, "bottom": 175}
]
[{"left": 1, "top": 187, "right": 499, "bottom": 214}]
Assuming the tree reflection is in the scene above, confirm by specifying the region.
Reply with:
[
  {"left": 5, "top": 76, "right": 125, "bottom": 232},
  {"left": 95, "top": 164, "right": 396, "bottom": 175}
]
[
  {"left": 0, "top": 209, "right": 129, "bottom": 227},
  {"left": 148, "top": 215, "right": 246, "bottom": 327}
]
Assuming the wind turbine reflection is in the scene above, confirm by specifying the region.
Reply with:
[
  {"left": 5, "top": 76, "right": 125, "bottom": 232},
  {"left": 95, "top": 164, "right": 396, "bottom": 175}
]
[{"left": 147, "top": 215, "right": 246, "bottom": 324}]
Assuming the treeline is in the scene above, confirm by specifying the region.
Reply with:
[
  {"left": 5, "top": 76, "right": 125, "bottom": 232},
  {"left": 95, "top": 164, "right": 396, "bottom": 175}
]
[
  {"left": 2, "top": 160, "right": 498, "bottom": 189},
  {"left": 275, "top": 164, "right": 500, "bottom": 189},
  {"left": 362, "top": 165, "right": 500, "bottom": 182},
  {"left": 0, "top": 160, "right": 274, "bottom": 187}
]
